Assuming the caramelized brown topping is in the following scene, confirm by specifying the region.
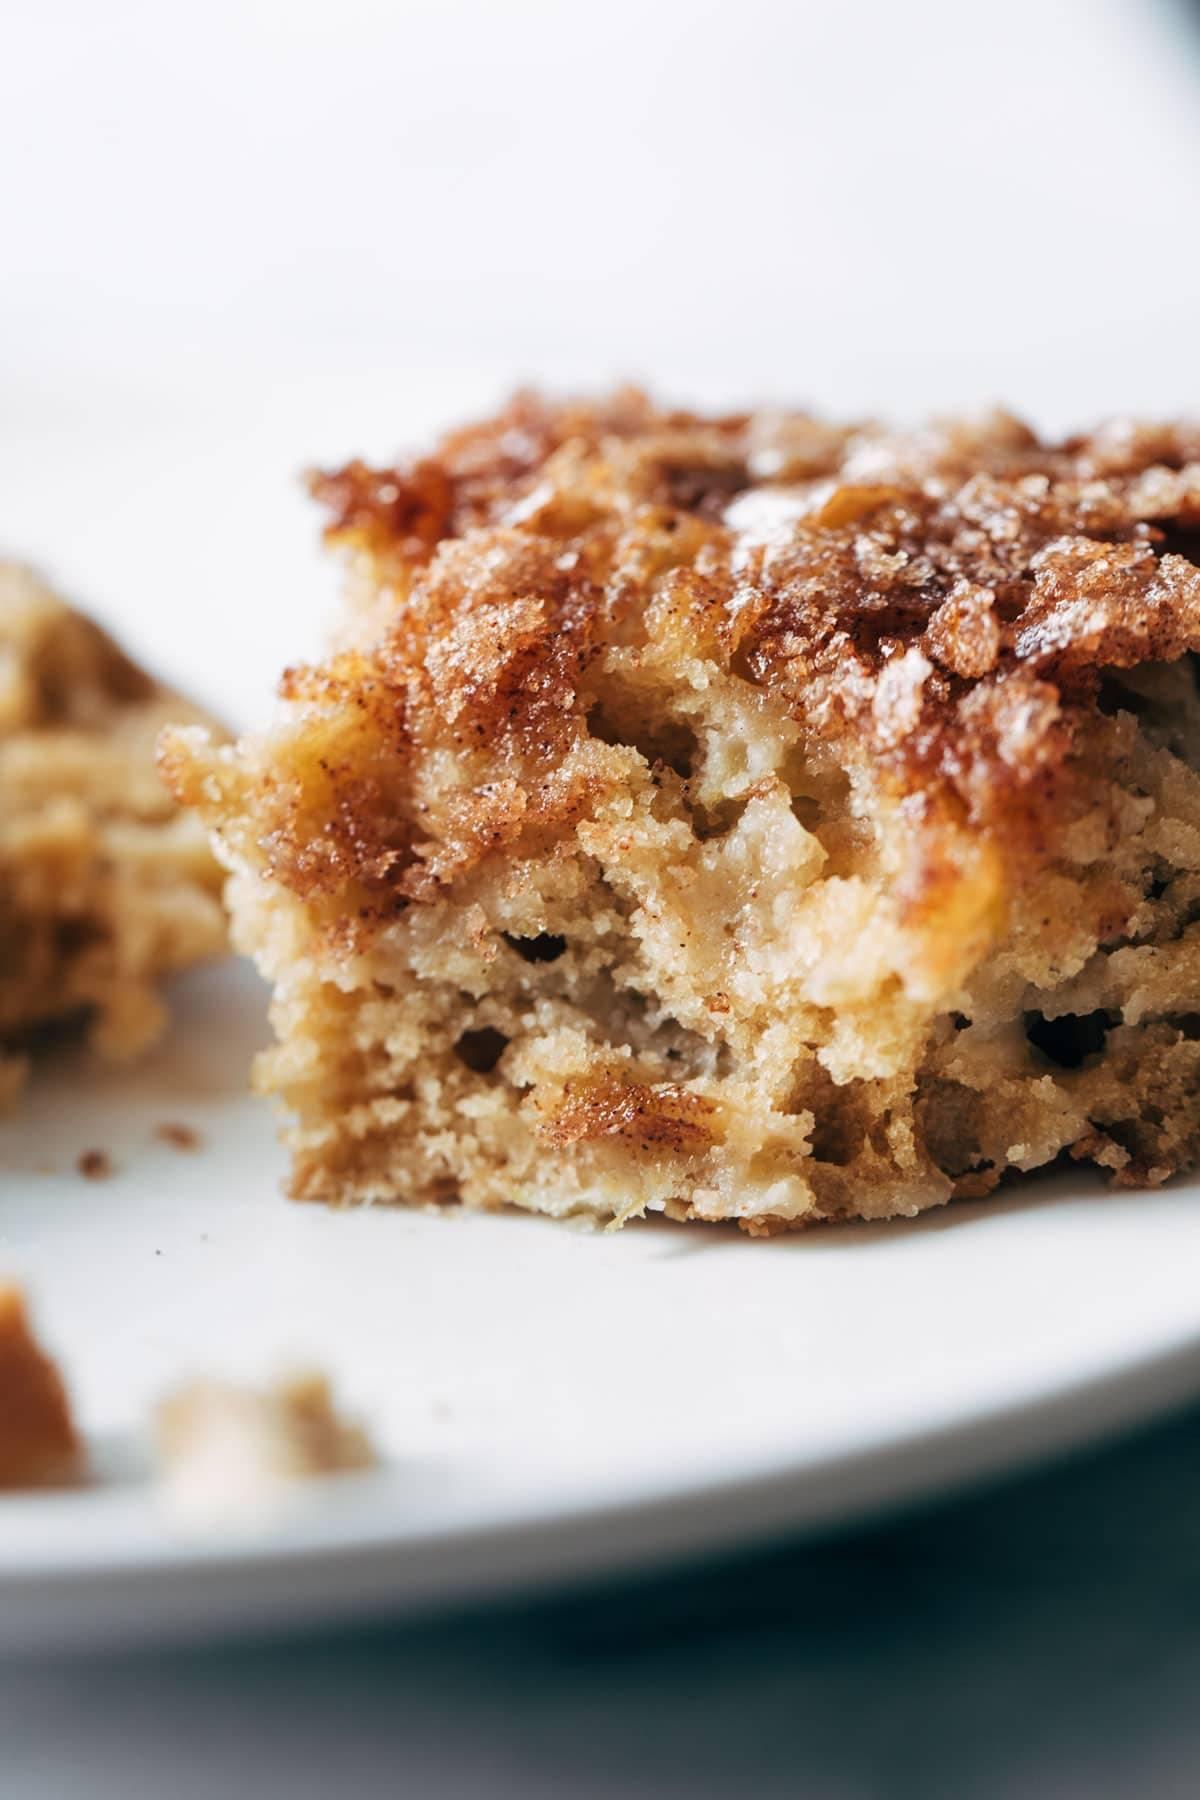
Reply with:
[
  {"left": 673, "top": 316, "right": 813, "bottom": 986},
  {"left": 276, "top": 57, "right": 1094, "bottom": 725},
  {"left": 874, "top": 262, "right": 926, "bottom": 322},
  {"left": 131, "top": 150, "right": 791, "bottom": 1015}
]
[
  {"left": 215, "top": 394, "right": 1200, "bottom": 914},
  {"left": 537, "top": 1075, "right": 716, "bottom": 1156},
  {"left": 309, "top": 388, "right": 752, "bottom": 576}
]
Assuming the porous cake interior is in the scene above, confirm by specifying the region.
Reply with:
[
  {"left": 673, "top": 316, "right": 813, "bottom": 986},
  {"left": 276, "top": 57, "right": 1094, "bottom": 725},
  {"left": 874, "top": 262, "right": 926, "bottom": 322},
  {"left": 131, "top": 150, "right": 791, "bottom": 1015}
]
[
  {"left": 0, "top": 565, "right": 226, "bottom": 1097},
  {"left": 166, "top": 396, "right": 1200, "bottom": 1231}
]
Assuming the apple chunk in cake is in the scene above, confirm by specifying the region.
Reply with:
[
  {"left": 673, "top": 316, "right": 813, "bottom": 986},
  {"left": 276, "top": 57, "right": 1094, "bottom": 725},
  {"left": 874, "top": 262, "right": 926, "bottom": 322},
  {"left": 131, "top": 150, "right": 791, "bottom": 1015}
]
[
  {"left": 0, "top": 565, "right": 226, "bottom": 1096},
  {"left": 164, "top": 394, "right": 1200, "bottom": 1232}
]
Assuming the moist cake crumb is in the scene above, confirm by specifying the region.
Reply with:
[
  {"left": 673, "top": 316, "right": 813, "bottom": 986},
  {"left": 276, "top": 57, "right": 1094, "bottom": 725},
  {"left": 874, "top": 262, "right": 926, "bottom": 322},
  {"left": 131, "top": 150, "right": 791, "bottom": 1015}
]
[
  {"left": 164, "top": 392, "right": 1200, "bottom": 1232},
  {"left": 0, "top": 1283, "right": 81, "bottom": 1489}
]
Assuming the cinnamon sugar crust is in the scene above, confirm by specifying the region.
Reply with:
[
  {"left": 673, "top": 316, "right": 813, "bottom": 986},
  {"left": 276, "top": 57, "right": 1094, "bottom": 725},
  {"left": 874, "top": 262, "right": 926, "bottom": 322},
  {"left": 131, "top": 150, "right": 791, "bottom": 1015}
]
[{"left": 165, "top": 394, "right": 1200, "bottom": 1230}]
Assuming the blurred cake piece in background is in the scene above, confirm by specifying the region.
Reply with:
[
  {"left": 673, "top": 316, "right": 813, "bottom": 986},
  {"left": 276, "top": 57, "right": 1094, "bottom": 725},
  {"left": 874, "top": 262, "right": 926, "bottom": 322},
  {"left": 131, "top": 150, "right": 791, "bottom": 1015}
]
[{"left": 0, "top": 565, "right": 227, "bottom": 1099}]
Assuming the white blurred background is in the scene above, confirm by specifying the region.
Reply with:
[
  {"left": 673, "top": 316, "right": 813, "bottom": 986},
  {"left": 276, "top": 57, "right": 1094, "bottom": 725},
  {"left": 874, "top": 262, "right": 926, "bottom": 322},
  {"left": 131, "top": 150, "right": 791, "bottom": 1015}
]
[{"left": 1, "top": 0, "right": 1198, "bottom": 716}]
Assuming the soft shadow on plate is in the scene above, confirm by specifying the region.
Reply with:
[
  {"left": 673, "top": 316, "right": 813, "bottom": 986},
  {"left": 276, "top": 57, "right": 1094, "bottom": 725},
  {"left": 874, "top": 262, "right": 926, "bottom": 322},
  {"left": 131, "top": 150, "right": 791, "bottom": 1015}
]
[{"left": 630, "top": 1160, "right": 1131, "bottom": 1261}]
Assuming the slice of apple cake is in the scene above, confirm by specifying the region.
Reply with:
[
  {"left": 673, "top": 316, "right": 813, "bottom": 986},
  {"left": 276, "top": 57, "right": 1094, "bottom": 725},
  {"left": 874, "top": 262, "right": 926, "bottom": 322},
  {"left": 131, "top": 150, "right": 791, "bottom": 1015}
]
[
  {"left": 0, "top": 565, "right": 226, "bottom": 1097},
  {"left": 164, "top": 394, "right": 1200, "bottom": 1232}
]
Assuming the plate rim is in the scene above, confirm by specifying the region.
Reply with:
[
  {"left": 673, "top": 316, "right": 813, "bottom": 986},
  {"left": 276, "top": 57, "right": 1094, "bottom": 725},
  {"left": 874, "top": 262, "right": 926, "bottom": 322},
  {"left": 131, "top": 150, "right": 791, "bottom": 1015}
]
[{"left": 4, "top": 1311, "right": 1199, "bottom": 1652}]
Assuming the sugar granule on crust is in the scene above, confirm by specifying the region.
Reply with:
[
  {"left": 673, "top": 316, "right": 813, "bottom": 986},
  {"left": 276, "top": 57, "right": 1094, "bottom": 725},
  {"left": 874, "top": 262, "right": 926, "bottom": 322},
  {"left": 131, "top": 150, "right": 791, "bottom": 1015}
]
[
  {"left": 0, "top": 1283, "right": 82, "bottom": 1489},
  {"left": 0, "top": 565, "right": 227, "bottom": 1098},
  {"left": 164, "top": 393, "right": 1200, "bottom": 1232}
]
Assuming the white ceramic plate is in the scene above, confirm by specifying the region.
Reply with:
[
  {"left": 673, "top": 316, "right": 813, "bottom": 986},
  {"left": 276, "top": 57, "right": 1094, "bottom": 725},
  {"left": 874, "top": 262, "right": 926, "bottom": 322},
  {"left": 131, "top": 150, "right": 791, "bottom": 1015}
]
[
  {"left": 2, "top": 379, "right": 1200, "bottom": 1653},
  {"left": 4, "top": 961, "right": 1200, "bottom": 1652}
]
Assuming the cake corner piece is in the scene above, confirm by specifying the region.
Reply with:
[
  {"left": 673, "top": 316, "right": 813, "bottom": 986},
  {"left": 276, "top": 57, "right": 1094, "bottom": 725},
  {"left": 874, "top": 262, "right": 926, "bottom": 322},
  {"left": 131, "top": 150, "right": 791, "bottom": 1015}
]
[{"left": 166, "top": 394, "right": 1200, "bottom": 1232}]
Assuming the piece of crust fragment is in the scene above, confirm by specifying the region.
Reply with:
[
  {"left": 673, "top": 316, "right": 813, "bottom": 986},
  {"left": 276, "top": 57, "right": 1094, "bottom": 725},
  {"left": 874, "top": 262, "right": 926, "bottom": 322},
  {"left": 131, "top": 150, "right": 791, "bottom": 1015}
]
[
  {"left": 0, "top": 565, "right": 227, "bottom": 1095},
  {"left": 154, "top": 1372, "right": 376, "bottom": 1523},
  {"left": 0, "top": 1283, "right": 81, "bottom": 1490},
  {"left": 164, "top": 392, "right": 1200, "bottom": 1233}
]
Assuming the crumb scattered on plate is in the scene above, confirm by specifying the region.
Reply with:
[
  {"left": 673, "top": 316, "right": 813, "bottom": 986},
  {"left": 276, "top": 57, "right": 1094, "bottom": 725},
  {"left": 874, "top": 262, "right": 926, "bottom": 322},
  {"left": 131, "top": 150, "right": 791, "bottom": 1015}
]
[
  {"left": 154, "top": 1371, "right": 376, "bottom": 1523},
  {"left": 154, "top": 1122, "right": 201, "bottom": 1151},
  {"left": 0, "top": 1283, "right": 82, "bottom": 1489},
  {"left": 76, "top": 1149, "right": 113, "bottom": 1181}
]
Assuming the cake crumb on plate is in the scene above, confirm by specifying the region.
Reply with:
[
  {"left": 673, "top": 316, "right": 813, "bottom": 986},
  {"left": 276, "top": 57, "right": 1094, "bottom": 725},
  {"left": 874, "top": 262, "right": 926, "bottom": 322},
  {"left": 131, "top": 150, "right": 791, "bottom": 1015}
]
[
  {"left": 154, "top": 1371, "right": 376, "bottom": 1524},
  {"left": 0, "top": 1283, "right": 82, "bottom": 1489},
  {"left": 154, "top": 1122, "right": 201, "bottom": 1151}
]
